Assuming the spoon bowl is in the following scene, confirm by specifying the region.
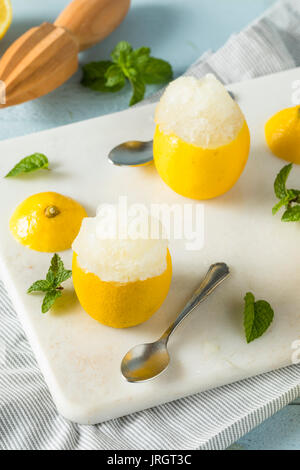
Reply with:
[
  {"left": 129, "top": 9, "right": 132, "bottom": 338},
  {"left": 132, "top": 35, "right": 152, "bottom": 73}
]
[
  {"left": 121, "top": 340, "right": 170, "bottom": 383},
  {"left": 108, "top": 140, "right": 153, "bottom": 166}
]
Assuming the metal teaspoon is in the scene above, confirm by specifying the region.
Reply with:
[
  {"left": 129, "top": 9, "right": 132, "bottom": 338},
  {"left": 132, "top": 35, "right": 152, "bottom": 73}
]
[{"left": 121, "top": 262, "right": 230, "bottom": 383}]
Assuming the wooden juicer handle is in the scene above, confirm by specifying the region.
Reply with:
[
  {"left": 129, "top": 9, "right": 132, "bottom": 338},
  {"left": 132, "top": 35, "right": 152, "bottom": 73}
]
[
  {"left": 0, "top": 0, "right": 130, "bottom": 107},
  {"left": 55, "top": 0, "right": 130, "bottom": 51}
]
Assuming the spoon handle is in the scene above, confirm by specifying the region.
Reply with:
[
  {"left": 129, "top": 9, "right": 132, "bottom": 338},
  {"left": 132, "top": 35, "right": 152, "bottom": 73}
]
[{"left": 160, "top": 262, "right": 229, "bottom": 343}]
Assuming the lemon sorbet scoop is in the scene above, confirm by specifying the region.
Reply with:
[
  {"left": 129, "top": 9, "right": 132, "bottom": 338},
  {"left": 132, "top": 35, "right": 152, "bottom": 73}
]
[
  {"left": 72, "top": 213, "right": 172, "bottom": 328},
  {"left": 265, "top": 106, "right": 300, "bottom": 164},
  {"left": 153, "top": 74, "right": 250, "bottom": 200},
  {"left": 9, "top": 191, "right": 87, "bottom": 252}
]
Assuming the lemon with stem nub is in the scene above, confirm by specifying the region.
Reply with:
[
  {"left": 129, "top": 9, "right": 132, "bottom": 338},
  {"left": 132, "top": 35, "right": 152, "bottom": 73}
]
[
  {"left": 72, "top": 213, "right": 172, "bottom": 328},
  {"left": 10, "top": 191, "right": 87, "bottom": 252},
  {"left": 153, "top": 75, "right": 250, "bottom": 200},
  {"left": 265, "top": 106, "right": 300, "bottom": 164}
]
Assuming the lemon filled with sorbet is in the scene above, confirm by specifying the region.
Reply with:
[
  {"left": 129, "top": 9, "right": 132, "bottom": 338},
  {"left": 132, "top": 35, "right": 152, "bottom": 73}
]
[
  {"left": 10, "top": 191, "right": 87, "bottom": 252},
  {"left": 153, "top": 74, "right": 250, "bottom": 200},
  {"left": 72, "top": 211, "right": 172, "bottom": 328}
]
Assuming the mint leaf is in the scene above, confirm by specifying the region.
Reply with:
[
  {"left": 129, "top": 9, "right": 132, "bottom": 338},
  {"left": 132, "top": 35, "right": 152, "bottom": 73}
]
[
  {"left": 272, "top": 196, "right": 291, "bottom": 215},
  {"left": 132, "top": 46, "right": 151, "bottom": 59},
  {"left": 289, "top": 189, "right": 300, "bottom": 197},
  {"left": 243, "top": 292, "right": 274, "bottom": 343},
  {"left": 243, "top": 292, "right": 255, "bottom": 341},
  {"left": 129, "top": 76, "right": 145, "bottom": 106},
  {"left": 27, "top": 280, "right": 51, "bottom": 293},
  {"left": 46, "top": 253, "right": 62, "bottom": 286},
  {"left": 250, "top": 300, "right": 274, "bottom": 341},
  {"left": 111, "top": 41, "right": 132, "bottom": 64},
  {"left": 5, "top": 153, "right": 48, "bottom": 177},
  {"left": 27, "top": 254, "right": 71, "bottom": 313},
  {"left": 141, "top": 57, "right": 173, "bottom": 84},
  {"left": 47, "top": 253, "right": 71, "bottom": 285},
  {"left": 42, "top": 290, "right": 62, "bottom": 314},
  {"left": 55, "top": 269, "right": 72, "bottom": 285},
  {"left": 81, "top": 61, "right": 111, "bottom": 83},
  {"left": 105, "top": 64, "right": 125, "bottom": 88},
  {"left": 274, "top": 163, "right": 293, "bottom": 199},
  {"left": 282, "top": 205, "right": 300, "bottom": 222},
  {"left": 81, "top": 61, "right": 116, "bottom": 92},
  {"left": 131, "top": 47, "right": 151, "bottom": 70},
  {"left": 50, "top": 253, "right": 64, "bottom": 277},
  {"left": 46, "top": 269, "right": 55, "bottom": 285}
]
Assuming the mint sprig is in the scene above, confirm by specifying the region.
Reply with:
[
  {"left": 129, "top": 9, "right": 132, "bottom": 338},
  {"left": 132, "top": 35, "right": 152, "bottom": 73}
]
[
  {"left": 27, "top": 254, "right": 72, "bottom": 313},
  {"left": 5, "top": 153, "right": 49, "bottom": 177},
  {"left": 81, "top": 41, "right": 173, "bottom": 106},
  {"left": 272, "top": 164, "right": 300, "bottom": 220},
  {"left": 243, "top": 292, "right": 274, "bottom": 343}
]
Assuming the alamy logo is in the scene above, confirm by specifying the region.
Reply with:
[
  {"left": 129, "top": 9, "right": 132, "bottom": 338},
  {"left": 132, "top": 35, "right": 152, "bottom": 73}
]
[
  {"left": 96, "top": 196, "right": 205, "bottom": 251},
  {"left": 0, "top": 80, "right": 5, "bottom": 105},
  {"left": 291, "top": 80, "right": 300, "bottom": 105},
  {"left": 291, "top": 340, "right": 300, "bottom": 364}
]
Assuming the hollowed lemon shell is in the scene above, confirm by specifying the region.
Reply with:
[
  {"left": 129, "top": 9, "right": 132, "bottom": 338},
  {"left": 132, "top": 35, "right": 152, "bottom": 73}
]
[
  {"left": 153, "top": 121, "right": 250, "bottom": 200},
  {"left": 72, "top": 249, "right": 172, "bottom": 328}
]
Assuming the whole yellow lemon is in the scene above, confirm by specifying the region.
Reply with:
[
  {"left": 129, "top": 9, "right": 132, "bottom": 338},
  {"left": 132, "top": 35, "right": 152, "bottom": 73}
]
[
  {"left": 265, "top": 106, "right": 300, "bottom": 164},
  {"left": 10, "top": 191, "right": 87, "bottom": 252}
]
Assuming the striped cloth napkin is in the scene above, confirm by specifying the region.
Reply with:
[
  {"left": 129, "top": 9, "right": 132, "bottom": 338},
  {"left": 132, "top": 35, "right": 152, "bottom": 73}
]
[{"left": 1, "top": 0, "right": 300, "bottom": 450}]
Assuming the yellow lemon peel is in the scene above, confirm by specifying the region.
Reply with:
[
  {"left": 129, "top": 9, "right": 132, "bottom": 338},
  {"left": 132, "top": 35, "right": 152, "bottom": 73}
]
[
  {"left": 10, "top": 191, "right": 87, "bottom": 252},
  {"left": 72, "top": 250, "right": 172, "bottom": 328},
  {"left": 154, "top": 122, "right": 250, "bottom": 200},
  {"left": 0, "top": 0, "right": 12, "bottom": 40},
  {"left": 265, "top": 106, "right": 300, "bottom": 164}
]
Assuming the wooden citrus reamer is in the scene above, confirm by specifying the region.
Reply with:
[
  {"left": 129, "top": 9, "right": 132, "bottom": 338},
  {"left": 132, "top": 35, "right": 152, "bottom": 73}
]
[{"left": 0, "top": 0, "right": 130, "bottom": 107}]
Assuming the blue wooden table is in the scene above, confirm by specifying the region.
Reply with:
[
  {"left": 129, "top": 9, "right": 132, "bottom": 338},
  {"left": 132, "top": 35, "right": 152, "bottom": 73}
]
[{"left": 2, "top": 0, "right": 299, "bottom": 450}]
